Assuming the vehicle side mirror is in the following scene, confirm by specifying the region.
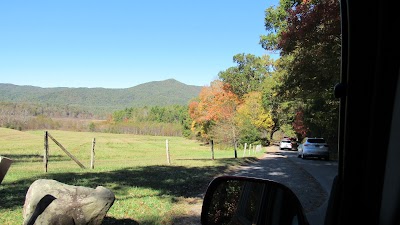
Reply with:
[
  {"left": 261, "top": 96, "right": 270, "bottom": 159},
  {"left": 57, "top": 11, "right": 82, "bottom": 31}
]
[{"left": 201, "top": 176, "right": 309, "bottom": 225}]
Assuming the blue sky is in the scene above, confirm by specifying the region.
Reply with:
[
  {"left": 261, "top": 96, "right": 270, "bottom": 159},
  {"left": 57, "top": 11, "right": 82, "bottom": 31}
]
[{"left": 0, "top": 1, "right": 279, "bottom": 88}]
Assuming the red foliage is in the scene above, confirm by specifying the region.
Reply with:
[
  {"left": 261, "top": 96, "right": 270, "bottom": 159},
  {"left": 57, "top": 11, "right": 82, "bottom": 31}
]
[
  {"left": 293, "top": 110, "right": 309, "bottom": 138},
  {"left": 279, "top": 0, "right": 341, "bottom": 53}
]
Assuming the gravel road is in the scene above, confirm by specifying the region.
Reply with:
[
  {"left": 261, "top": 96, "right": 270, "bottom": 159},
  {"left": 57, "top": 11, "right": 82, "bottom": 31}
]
[
  {"left": 230, "top": 146, "right": 327, "bottom": 213},
  {"left": 174, "top": 145, "right": 328, "bottom": 225}
]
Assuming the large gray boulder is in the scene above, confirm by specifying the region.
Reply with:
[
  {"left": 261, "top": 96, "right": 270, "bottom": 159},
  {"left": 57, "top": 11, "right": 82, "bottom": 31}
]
[{"left": 23, "top": 179, "right": 115, "bottom": 225}]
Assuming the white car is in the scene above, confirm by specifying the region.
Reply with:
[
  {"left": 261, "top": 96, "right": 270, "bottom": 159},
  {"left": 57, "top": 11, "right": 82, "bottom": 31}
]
[
  {"left": 279, "top": 138, "right": 292, "bottom": 150},
  {"left": 297, "top": 137, "right": 329, "bottom": 160}
]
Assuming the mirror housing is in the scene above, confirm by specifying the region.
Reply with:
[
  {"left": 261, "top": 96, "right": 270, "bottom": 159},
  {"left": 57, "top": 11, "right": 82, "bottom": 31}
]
[{"left": 201, "top": 176, "right": 309, "bottom": 225}]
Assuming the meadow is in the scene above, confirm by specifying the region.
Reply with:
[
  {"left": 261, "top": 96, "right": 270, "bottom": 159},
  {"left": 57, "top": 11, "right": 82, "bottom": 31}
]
[{"left": 0, "top": 127, "right": 264, "bottom": 225}]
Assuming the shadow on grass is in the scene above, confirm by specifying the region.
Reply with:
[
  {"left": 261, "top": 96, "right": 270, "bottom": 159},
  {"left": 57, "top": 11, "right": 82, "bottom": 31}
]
[
  {"left": 0, "top": 157, "right": 258, "bottom": 211},
  {"left": 174, "top": 157, "right": 259, "bottom": 164},
  {"left": 0, "top": 154, "right": 328, "bottom": 223},
  {"left": 102, "top": 217, "right": 139, "bottom": 225}
]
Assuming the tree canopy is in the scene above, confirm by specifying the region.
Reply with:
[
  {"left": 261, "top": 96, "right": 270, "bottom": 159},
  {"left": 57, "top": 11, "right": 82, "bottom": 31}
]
[
  {"left": 218, "top": 54, "right": 274, "bottom": 98},
  {"left": 189, "top": 80, "right": 240, "bottom": 141},
  {"left": 260, "top": 0, "right": 341, "bottom": 144}
]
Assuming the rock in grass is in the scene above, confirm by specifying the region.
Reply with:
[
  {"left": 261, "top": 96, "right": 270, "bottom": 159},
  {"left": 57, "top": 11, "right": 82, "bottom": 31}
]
[{"left": 23, "top": 179, "right": 115, "bottom": 225}]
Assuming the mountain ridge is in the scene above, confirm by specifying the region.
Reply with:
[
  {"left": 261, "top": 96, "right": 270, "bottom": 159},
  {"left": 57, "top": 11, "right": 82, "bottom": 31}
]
[{"left": 0, "top": 79, "right": 202, "bottom": 115}]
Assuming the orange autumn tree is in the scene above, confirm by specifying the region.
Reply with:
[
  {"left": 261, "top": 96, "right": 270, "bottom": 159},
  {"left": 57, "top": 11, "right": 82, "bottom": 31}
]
[{"left": 189, "top": 80, "right": 240, "bottom": 141}]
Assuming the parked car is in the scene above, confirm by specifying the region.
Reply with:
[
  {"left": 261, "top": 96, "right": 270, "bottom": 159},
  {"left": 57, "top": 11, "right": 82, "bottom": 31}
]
[
  {"left": 297, "top": 137, "right": 329, "bottom": 160},
  {"left": 279, "top": 138, "right": 292, "bottom": 150}
]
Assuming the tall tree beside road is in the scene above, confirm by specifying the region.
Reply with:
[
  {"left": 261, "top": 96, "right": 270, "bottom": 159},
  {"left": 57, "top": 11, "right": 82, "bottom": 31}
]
[
  {"left": 261, "top": 57, "right": 298, "bottom": 140},
  {"left": 218, "top": 53, "right": 274, "bottom": 98},
  {"left": 260, "top": 0, "right": 341, "bottom": 145},
  {"left": 189, "top": 80, "right": 240, "bottom": 141}
]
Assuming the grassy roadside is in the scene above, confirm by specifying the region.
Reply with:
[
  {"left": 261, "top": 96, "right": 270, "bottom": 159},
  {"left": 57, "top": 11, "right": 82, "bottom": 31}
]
[{"left": 0, "top": 128, "right": 265, "bottom": 225}]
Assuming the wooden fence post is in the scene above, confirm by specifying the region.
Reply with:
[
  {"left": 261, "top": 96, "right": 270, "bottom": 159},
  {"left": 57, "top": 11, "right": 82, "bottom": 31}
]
[
  {"left": 166, "top": 139, "right": 171, "bottom": 165},
  {"left": 44, "top": 131, "right": 48, "bottom": 172},
  {"left": 91, "top": 138, "right": 96, "bottom": 169},
  {"left": 234, "top": 141, "right": 238, "bottom": 158},
  {"left": 243, "top": 143, "right": 247, "bottom": 157},
  {"left": 210, "top": 140, "right": 214, "bottom": 160}
]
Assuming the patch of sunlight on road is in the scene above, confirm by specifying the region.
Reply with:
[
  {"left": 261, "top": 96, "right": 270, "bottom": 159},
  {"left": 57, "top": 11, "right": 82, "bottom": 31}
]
[
  {"left": 267, "top": 171, "right": 286, "bottom": 176},
  {"left": 265, "top": 154, "right": 287, "bottom": 158}
]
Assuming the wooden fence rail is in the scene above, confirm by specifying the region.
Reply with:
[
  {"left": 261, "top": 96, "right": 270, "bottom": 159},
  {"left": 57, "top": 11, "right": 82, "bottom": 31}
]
[{"left": 44, "top": 131, "right": 87, "bottom": 172}]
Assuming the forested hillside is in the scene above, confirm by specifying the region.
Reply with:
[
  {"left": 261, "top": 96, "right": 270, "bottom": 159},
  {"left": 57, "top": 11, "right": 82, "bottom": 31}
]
[{"left": 0, "top": 79, "right": 201, "bottom": 115}]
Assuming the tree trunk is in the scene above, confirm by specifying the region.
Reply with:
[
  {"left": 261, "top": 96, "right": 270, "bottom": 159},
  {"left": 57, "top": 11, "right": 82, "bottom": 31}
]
[{"left": 270, "top": 125, "right": 280, "bottom": 141}]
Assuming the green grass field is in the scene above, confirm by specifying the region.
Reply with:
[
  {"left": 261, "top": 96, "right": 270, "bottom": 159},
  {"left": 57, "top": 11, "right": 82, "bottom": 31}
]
[{"left": 0, "top": 128, "right": 265, "bottom": 225}]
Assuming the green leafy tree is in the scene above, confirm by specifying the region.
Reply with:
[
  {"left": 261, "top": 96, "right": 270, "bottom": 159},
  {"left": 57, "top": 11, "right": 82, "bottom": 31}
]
[
  {"left": 237, "top": 119, "right": 260, "bottom": 146},
  {"left": 112, "top": 110, "right": 128, "bottom": 122},
  {"left": 261, "top": 57, "right": 299, "bottom": 140},
  {"left": 218, "top": 54, "right": 274, "bottom": 98},
  {"left": 109, "top": 105, "right": 192, "bottom": 136}
]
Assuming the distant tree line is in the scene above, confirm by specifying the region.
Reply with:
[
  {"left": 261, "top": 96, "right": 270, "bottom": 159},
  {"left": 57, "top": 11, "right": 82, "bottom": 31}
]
[
  {"left": 102, "top": 105, "right": 192, "bottom": 137},
  {"left": 0, "top": 102, "right": 96, "bottom": 131},
  {"left": 0, "top": 102, "right": 95, "bottom": 118},
  {"left": 0, "top": 101, "right": 193, "bottom": 137}
]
